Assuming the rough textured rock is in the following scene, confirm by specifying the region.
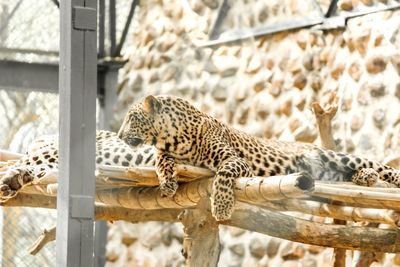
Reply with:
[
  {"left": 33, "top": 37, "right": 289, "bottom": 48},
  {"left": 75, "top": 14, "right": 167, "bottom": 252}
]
[
  {"left": 366, "top": 55, "right": 387, "bottom": 74},
  {"left": 338, "top": 0, "right": 353, "bottom": 11},
  {"left": 249, "top": 237, "right": 267, "bottom": 259},
  {"left": 229, "top": 243, "right": 246, "bottom": 257},
  {"left": 281, "top": 243, "right": 306, "bottom": 260},
  {"left": 266, "top": 238, "right": 281, "bottom": 258}
]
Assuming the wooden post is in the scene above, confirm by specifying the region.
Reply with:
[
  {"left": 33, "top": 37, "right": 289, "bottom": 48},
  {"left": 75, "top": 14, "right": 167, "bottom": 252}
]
[
  {"left": 312, "top": 96, "right": 347, "bottom": 267},
  {"left": 180, "top": 198, "right": 220, "bottom": 267}
]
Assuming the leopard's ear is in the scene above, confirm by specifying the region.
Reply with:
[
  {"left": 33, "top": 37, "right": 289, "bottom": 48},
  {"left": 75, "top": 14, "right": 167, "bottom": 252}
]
[{"left": 143, "top": 95, "right": 161, "bottom": 114}]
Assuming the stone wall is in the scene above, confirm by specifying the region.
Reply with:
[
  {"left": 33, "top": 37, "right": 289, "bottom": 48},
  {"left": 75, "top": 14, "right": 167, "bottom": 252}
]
[{"left": 106, "top": 0, "right": 400, "bottom": 266}]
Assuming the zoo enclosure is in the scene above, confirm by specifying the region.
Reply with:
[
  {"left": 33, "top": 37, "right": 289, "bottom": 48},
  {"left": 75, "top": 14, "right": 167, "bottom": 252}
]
[
  {"left": 0, "top": 0, "right": 400, "bottom": 266},
  {"left": 0, "top": 0, "right": 137, "bottom": 265}
]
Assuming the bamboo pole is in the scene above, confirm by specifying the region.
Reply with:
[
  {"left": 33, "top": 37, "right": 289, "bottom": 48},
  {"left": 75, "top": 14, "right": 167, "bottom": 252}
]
[
  {"left": 96, "top": 164, "right": 214, "bottom": 186},
  {"left": 235, "top": 173, "right": 314, "bottom": 201},
  {"left": 95, "top": 174, "right": 314, "bottom": 210}
]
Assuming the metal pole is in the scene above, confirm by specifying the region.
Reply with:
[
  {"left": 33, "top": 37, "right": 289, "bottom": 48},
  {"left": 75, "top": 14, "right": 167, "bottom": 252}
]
[
  {"left": 114, "top": 0, "right": 138, "bottom": 57},
  {"left": 57, "top": 0, "right": 97, "bottom": 266},
  {"left": 98, "top": 0, "right": 105, "bottom": 58},
  {"left": 109, "top": 0, "right": 116, "bottom": 56}
]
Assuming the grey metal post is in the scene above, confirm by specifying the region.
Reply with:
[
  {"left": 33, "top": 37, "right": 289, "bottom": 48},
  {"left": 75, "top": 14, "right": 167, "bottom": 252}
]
[
  {"left": 95, "top": 63, "right": 121, "bottom": 267},
  {"left": 109, "top": 0, "right": 116, "bottom": 56},
  {"left": 57, "top": 0, "right": 97, "bottom": 266},
  {"left": 0, "top": 2, "right": 9, "bottom": 44}
]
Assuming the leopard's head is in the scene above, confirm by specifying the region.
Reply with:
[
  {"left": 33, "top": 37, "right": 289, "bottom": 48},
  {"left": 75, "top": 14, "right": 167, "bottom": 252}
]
[
  {"left": 118, "top": 95, "right": 162, "bottom": 148},
  {"left": 118, "top": 95, "right": 201, "bottom": 151}
]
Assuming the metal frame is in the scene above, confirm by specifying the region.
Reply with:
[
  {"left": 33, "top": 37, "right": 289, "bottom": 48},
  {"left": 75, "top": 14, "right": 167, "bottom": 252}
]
[
  {"left": 109, "top": 0, "right": 116, "bottom": 56},
  {"left": 0, "top": 0, "right": 24, "bottom": 36},
  {"left": 201, "top": 0, "right": 400, "bottom": 48},
  {"left": 114, "top": 0, "right": 139, "bottom": 57},
  {"left": 45, "top": 0, "right": 137, "bottom": 58},
  {"left": 208, "top": 0, "right": 230, "bottom": 40},
  {"left": 57, "top": 0, "right": 97, "bottom": 266}
]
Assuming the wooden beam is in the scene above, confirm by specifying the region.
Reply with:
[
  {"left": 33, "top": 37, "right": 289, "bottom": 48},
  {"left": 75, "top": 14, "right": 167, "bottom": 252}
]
[
  {"left": 180, "top": 199, "right": 220, "bottom": 267},
  {"left": 227, "top": 203, "right": 400, "bottom": 253}
]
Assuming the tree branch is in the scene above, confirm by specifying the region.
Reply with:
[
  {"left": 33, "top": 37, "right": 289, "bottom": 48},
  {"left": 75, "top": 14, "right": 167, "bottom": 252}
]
[{"left": 226, "top": 203, "right": 400, "bottom": 253}]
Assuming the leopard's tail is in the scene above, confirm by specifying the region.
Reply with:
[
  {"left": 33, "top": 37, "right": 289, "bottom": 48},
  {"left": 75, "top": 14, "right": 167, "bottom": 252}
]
[
  {"left": 298, "top": 148, "right": 400, "bottom": 186},
  {"left": 319, "top": 149, "right": 400, "bottom": 187}
]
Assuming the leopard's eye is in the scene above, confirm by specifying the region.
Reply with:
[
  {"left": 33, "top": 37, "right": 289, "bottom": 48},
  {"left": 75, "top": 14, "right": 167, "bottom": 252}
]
[{"left": 129, "top": 137, "right": 143, "bottom": 147}]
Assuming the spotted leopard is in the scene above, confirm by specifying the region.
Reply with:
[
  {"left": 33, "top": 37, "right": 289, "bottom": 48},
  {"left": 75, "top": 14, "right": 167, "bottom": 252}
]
[
  {"left": 0, "top": 130, "right": 155, "bottom": 198},
  {"left": 118, "top": 95, "right": 400, "bottom": 221}
]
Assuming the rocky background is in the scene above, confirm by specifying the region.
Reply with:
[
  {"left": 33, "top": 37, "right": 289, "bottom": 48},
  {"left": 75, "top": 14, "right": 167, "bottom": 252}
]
[{"left": 106, "top": 0, "right": 400, "bottom": 266}]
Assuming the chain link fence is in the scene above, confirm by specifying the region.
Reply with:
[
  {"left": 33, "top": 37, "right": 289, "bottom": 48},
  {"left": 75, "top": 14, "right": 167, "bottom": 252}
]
[
  {"left": 0, "top": 89, "right": 58, "bottom": 267},
  {"left": 0, "top": 0, "right": 137, "bottom": 265}
]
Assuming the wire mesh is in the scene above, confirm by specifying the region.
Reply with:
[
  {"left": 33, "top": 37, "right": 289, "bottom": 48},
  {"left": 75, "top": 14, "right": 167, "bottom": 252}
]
[
  {"left": 0, "top": 89, "right": 58, "bottom": 267},
  {"left": 0, "top": 1, "right": 137, "bottom": 266},
  {"left": 0, "top": 0, "right": 136, "bottom": 62},
  {"left": 0, "top": 0, "right": 59, "bottom": 62}
]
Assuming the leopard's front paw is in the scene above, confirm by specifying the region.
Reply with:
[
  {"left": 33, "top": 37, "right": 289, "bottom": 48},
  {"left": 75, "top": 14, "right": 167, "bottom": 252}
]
[
  {"left": 211, "top": 199, "right": 234, "bottom": 221},
  {"left": 0, "top": 168, "right": 31, "bottom": 198},
  {"left": 159, "top": 180, "right": 178, "bottom": 197},
  {"left": 0, "top": 183, "right": 16, "bottom": 198}
]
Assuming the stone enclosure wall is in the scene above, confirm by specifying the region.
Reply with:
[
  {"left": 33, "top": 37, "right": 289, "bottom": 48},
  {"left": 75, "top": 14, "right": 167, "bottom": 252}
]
[{"left": 106, "top": 0, "right": 400, "bottom": 266}]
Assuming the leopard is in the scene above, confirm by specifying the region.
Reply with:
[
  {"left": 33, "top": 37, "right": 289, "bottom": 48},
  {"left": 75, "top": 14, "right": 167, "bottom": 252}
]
[
  {"left": 117, "top": 95, "right": 400, "bottom": 221},
  {"left": 0, "top": 130, "right": 156, "bottom": 198}
]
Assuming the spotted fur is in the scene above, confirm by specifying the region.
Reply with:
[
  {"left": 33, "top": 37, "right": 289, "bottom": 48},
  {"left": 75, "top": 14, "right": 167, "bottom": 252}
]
[
  {"left": 118, "top": 95, "right": 400, "bottom": 221},
  {"left": 0, "top": 130, "right": 155, "bottom": 198}
]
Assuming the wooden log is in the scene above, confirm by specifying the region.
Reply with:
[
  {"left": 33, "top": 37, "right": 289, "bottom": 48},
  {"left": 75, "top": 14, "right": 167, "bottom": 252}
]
[
  {"left": 0, "top": 149, "right": 23, "bottom": 161},
  {"left": 180, "top": 198, "right": 220, "bottom": 267},
  {"left": 351, "top": 223, "right": 384, "bottom": 267},
  {"left": 312, "top": 183, "right": 400, "bottom": 210},
  {"left": 28, "top": 204, "right": 182, "bottom": 255},
  {"left": 95, "top": 204, "right": 182, "bottom": 223},
  {"left": 0, "top": 193, "right": 182, "bottom": 223},
  {"left": 0, "top": 162, "right": 10, "bottom": 168},
  {"left": 312, "top": 99, "right": 337, "bottom": 150},
  {"left": 4, "top": 193, "right": 400, "bottom": 253},
  {"left": 95, "top": 174, "right": 314, "bottom": 210},
  {"left": 384, "top": 154, "right": 400, "bottom": 169},
  {"left": 227, "top": 203, "right": 400, "bottom": 253},
  {"left": 313, "top": 96, "right": 345, "bottom": 267},
  {"left": 0, "top": 193, "right": 56, "bottom": 209},
  {"left": 96, "top": 164, "right": 214, "bottom": 186},
  {"left": 29, "top": 227, "right": 56, "bottom": 255},
  {"left": 264, "top": 199, "right": 400, "bottom": 226},
  {"left": 235, "top": 173, "right": 314, "bottom": 201},
  {"left": 324, "top": 182, "right": 400, "bottom": 192}
]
